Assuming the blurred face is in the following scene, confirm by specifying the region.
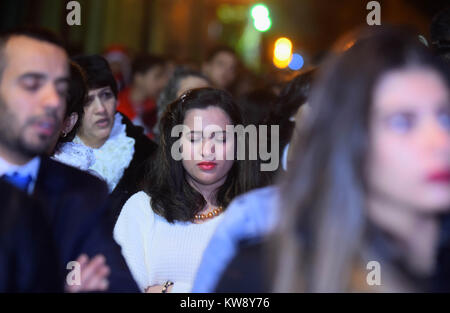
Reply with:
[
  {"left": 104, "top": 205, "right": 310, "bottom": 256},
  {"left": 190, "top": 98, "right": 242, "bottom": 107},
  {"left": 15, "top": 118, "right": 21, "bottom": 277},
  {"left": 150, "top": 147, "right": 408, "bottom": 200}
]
[
  {"left": 368, "top": 67, "right": 450, "bottom": 213},
  {"left": 77, "top": 87, "right": 116, "bottom": 148},
  {"left": 0, "top": 36, "right": 69, "bottom": 164},
  {"left": 181, "top": 106, "right": 235, "bottom": 188},
  {"left": 203, "top": 52, "right": 237, "bottom": 90},
  {"left": 136, "top": 65, "right": 168, "bottom": 99},
  {"left": 176, "top": 76, "right": 210, "bottom": 98}
]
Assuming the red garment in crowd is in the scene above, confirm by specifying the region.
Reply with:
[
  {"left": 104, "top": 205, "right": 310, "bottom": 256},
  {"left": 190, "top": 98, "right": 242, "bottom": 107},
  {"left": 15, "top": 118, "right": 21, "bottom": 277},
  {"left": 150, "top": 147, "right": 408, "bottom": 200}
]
[{"left": 117, "top": 87, "right": 157, "bottom": 139}]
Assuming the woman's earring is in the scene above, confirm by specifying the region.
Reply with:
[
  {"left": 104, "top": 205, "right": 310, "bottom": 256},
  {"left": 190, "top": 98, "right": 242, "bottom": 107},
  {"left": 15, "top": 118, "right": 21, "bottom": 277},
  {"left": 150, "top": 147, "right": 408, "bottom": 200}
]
[{"left": 62, "top": 131, "right": 67, "bottom": 138}]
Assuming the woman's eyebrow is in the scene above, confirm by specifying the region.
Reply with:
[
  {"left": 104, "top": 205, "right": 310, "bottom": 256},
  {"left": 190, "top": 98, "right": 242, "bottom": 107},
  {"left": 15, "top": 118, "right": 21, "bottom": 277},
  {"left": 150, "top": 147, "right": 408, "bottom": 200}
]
[{"left": 89, "top": 87, "right": 112, "bottom": 97}]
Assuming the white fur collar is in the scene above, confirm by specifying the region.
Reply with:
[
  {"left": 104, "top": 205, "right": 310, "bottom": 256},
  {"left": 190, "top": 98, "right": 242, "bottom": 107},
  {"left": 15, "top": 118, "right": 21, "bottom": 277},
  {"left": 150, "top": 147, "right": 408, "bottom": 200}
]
[{"left": 73, "top": 113, "right": 135, "bottom": 192}]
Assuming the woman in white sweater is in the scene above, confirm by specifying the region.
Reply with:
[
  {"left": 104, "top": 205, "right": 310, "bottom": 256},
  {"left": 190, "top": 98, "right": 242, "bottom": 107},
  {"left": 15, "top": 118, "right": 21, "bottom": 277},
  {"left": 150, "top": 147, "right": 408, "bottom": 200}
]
[{"left": 114, "top": 88, "right": 262, "bottom": 292}]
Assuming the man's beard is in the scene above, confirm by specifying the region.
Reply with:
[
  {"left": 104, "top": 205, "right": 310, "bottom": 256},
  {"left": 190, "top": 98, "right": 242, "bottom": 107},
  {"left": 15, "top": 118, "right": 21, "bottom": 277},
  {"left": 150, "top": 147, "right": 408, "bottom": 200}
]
[{"left": 0, "top": 96, "right": 61, "bottom": 160}]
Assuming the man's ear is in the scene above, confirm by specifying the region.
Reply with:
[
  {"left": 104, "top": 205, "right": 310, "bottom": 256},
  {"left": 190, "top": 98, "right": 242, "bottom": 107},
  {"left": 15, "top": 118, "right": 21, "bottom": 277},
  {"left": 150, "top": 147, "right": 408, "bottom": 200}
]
[{"left": 62, "top": 112, "right": 79, "bottom": 136}]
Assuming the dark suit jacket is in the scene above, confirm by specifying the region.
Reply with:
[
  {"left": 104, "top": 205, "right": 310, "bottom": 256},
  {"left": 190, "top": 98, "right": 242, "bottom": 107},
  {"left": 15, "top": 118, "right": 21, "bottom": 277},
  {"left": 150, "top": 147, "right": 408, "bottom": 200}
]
[
  {"left": 0, "top": 180, "right": 62, "bottom": 292},
  {"left": 33, "top": 157, "right": 139, "bottom": 292}
]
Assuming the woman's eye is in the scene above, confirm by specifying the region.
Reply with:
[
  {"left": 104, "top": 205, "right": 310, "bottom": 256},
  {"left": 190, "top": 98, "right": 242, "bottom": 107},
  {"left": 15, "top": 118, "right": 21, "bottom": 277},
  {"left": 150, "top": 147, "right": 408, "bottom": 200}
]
[
  {"left": 386, "top": 113, "right": 416, "bottom": 133},
  {"left": 56, "top": 84, "right": 69, "bottom": 98},
  {"left": 437, "top": 108, "right": 450, "bottom": 131},
  {"left": 100, "top": 91, "right": 113, "bottom": 100}
]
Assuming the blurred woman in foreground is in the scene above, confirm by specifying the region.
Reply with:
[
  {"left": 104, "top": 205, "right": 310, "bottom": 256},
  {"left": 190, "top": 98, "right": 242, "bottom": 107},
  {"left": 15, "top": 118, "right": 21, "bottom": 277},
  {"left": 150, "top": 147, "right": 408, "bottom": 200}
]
[{"left": 216, "top": 28, "right": 450, "bottom": 292}]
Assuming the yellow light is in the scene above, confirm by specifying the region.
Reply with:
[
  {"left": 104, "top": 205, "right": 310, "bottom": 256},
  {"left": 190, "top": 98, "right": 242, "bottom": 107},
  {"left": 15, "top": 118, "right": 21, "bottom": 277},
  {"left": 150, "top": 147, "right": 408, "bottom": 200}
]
[
  {"left": 273, "top": 54, "right": 292, "bottom": 69},
  {"left": 274, "top": 37, "right": 292, "bottom": 61}
]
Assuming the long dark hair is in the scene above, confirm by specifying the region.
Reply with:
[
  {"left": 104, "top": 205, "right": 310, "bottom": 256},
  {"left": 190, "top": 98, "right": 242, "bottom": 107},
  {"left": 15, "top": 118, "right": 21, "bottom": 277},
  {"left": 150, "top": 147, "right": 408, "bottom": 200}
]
[
  {"left": 145, "top": 87, "right": 263, "bottom": 223},
  {"left": 271, "top": 27, "right": 450, "bottom": 292}
]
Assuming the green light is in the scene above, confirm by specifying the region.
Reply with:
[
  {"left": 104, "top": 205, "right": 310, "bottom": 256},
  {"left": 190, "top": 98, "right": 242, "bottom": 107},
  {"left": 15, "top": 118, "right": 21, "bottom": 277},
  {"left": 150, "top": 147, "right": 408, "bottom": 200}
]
[
  {"left": 254, "top": 16, "right": 271, "bottom": 32},
  {"left": 251, "top": 4, "right": 269, "bottom": 20}
]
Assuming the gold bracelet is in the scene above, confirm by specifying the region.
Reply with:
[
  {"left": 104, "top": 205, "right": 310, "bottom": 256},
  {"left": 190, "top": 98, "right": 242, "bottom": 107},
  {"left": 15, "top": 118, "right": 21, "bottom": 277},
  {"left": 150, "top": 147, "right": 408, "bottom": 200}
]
[{"left": 161, "top": 281, "right": 174, "bottom": 293}]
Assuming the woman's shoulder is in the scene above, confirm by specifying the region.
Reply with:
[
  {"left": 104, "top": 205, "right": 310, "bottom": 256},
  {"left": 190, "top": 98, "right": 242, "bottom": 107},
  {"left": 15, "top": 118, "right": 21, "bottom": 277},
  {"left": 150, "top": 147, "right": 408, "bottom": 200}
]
[
  {"left": 117, "top": 191, "right": 156, "bottom": 225},
  {"left": 125, "top": 190, "right": 151, "bottom": 203}
]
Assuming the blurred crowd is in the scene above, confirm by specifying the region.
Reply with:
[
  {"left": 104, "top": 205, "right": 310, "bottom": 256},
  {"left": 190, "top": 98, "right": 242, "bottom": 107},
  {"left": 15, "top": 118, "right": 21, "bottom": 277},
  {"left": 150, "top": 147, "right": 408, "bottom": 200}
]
[{"left": 0, "top": 7, "right": 449, "bottom": 293}]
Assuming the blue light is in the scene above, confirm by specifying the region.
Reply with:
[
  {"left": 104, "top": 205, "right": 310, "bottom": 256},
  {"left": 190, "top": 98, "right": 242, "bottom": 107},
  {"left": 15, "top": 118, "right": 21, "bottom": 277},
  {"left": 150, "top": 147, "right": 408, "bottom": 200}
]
[{"left": 288, "top": 53, "right": 304, "bottom": 70}]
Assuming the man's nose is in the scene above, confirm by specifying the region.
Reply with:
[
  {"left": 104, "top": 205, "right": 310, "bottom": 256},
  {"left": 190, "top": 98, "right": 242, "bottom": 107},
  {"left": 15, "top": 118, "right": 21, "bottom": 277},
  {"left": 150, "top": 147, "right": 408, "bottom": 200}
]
[{"left": 41, "top": 84, "right": 63, "bottom": 110}]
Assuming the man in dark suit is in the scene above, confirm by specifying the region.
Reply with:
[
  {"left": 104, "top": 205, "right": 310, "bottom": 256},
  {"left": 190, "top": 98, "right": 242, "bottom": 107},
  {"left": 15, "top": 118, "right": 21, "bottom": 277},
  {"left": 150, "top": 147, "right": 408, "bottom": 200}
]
[
  {"left": 0, "top": 180, "right": 62, "bottom": 292},
  {"left": 0, "top": 28, "right": 139, "bottom": 292}
]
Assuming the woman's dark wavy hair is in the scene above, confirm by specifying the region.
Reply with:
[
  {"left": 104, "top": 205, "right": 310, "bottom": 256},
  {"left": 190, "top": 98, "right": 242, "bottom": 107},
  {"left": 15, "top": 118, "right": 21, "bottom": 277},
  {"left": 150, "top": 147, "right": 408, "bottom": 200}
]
[
  {"left": 270, "top": 27, "right": 450, "bottom": 292},
  {"left": 144, "top": 87, "right": 262, "bottom": 223}
]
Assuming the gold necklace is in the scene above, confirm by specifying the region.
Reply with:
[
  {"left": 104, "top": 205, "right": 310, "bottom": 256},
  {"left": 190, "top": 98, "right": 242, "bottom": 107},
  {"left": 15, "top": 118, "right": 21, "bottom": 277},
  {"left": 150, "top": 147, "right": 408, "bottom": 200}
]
[{"left": 194, "top": 206, "right": 223, "bottom": 221}]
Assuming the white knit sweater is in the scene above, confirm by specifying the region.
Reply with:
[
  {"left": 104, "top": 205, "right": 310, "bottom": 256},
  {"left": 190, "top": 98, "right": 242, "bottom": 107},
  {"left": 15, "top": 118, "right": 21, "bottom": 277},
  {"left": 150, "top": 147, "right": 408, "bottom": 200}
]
[{"left": 113, "top": 191, "right": 225, "bottom": 293}]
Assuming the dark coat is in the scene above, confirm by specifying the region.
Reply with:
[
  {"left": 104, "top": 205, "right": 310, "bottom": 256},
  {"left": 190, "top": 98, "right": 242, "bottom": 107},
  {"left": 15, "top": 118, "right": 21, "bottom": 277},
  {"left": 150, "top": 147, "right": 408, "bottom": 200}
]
[
  {"left": 109, "top": 113, "right": 158, "bottom": 222},
  {"left": 0, "top": 180, "right": 62, "bottom": 292},
  {"left": 33, "top": 157, "right": 139, "bottom": 292},
  {"left": 215, "top": 237, "right": 270, "bottom": 293}
]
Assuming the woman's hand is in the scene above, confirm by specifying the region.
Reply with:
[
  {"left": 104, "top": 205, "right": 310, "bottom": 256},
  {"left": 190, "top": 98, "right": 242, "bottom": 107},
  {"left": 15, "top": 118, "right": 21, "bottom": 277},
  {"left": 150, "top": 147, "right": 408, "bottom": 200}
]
[{"left": 145, "top": 284, "right": 174, "bottom": 293}]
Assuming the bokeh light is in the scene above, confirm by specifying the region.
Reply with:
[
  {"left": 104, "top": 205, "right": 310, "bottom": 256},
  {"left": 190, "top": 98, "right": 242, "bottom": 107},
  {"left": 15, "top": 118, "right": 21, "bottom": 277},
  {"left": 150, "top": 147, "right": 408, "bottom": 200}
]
[
  {"left": 251, "top": 4, "right": 269, "bottom": 20},
  {"left": 288, "top": 53, "right": 304, "bottom": 70},
  {"left": 251, "top": 4, "right": 271, "bottom": 32},
  {"left": 273, "top": 55, "right": 292, "bottom": 69},
  {"left": 253, "top": 16, "right": 271, "bottom": 32},
  {"left": 274, "top": 37, "right": 292, "bottom": 61}
]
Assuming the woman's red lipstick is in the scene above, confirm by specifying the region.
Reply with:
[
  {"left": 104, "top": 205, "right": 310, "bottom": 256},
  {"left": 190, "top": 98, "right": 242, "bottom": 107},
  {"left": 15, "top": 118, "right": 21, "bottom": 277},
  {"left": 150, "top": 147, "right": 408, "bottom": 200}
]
[
  {"left": 427, "top": 170, "right": 450, "bottom": 183},
  {"left": 197, "top": 162, "right": 217, "bottom": 170}
]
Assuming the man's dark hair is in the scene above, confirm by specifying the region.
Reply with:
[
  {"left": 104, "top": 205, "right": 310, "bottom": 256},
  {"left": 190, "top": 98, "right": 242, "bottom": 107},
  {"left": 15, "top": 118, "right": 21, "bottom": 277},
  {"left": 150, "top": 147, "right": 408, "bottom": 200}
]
[
  {"left": 157, "top": 66, "right": 210, "bottom": 116},
  {"left": 430, "top": 7, "right": 450, "bottom": 63},
  {"left": 0, "top": 27, "right": 66, "bottom": 77},
  {"left": 269, "top": 67, "right": 317, "bottom": 149},
  {"left": 205, "top": 46, "right": 236, "bottom": 63},
  {"left": 72, "top": 54, "right": 118, "bottom": 99},
  {"left": 131, "top": 53, "right": 167, "bottom": 78}
]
